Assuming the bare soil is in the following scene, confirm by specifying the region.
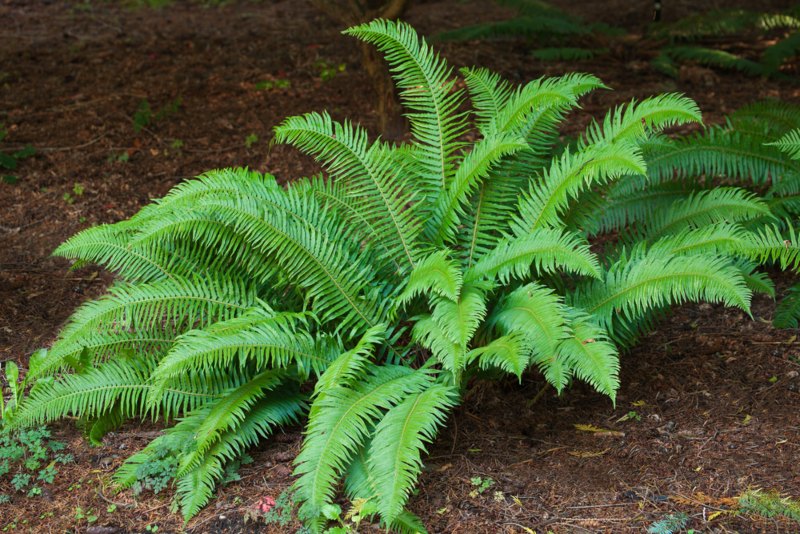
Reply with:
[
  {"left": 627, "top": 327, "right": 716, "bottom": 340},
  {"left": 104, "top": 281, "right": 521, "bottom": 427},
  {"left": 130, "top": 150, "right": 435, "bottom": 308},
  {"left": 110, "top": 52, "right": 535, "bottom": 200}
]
[{"left": 1, "top": 0, "right": 800, "bottom": 532}]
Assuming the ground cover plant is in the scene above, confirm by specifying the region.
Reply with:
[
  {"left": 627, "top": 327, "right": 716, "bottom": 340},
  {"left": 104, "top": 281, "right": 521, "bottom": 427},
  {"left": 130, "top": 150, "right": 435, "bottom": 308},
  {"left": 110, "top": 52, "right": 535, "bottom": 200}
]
[
  {"left": 577, "top": 100, "right": 800, "bottom": 326},
  {"left": 3, "top": 16, "right": 800, "bottom": 533},
  {"left": 438, "top": 1, "right": 800, "bottom": 80},
  {"left": 651, "top": 7, "right": 800, "bottom": 79},
  {"left": 436, "top": 0, "right": 622, "bottom": 61}
]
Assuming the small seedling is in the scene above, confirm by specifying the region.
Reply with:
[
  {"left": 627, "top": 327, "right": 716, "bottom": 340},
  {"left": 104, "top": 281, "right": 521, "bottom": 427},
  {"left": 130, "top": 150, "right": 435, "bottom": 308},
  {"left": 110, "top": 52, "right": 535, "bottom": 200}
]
[
  {"left": 255, "top": 78, "right": 291, "bottom": 91},
  {"left": 617, "top": 410, "right": 642, "bottom": 422},
  {"left": 164, "top": 138, "right": 184, "bottom": 157},
  {"left": 260, "top": 490, "right": 293, "bottom": 528},
  {"left": 0, "top": 124, "right": 35, "bottom": 184},
  {"left": 133, "top": 100, "right": 152, "bottom": 132},
  {"left": 62, "top": 183, "right": 85, "bottom": 205},
  {"left": 106, "top": 504, "right": 117, "bottom": 514},
  {"left": 469, "top": 476, "right": 494, "bottom": 497},
  {"left": 133, "top": 97, "right": 182, "bottom": 132},
  {"left": 314, "top": 59, "right": 346, "bottom": 81},
  {"left": 647, "top": 512, "right": 689, "bottom": 534},
  {"left": 108, "top": 151, "right": 130, "bottom": 164},
  {"left": 245, "top": 133, "right": 259, "bottom": 148},
  {"left": 145, "top": 524, "right": 159, "bottom": 533}
]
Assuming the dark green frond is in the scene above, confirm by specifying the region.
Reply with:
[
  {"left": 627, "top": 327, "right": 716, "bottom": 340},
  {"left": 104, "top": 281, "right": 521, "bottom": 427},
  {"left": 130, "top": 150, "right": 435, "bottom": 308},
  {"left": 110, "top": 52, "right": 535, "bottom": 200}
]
[{"left": 774, "top": 283, "right": 800, "bottom": 328}]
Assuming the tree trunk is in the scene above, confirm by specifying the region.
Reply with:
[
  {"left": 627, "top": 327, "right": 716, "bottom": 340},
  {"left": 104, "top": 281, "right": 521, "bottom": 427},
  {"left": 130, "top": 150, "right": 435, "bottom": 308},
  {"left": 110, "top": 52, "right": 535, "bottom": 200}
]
[{"left": 311, "top": 0, "right": 410, "bottom": 140}]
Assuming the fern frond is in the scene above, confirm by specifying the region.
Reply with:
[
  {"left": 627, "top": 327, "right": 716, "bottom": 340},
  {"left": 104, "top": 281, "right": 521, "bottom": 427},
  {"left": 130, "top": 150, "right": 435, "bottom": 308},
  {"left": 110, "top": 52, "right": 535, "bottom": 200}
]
[
  {"left": 396, "top": 251, "right": 462, "bottom": 307},
  {"left": 762, "top": 32, "right": 800, "bottom": 73},
  {"left": 572, "top": 252, "right": 752, "bottom": 334},
  {"left": 150, "top": 309, "right": 334, "bottom": 397},
  {"left": 491, "top": 283, "right": 570, "bottom": 368},
  {"left": 663, "top": 46, "right": 764, "bottom": 76},
  {"left": 175, "top": 370, "right": 286, "bottom": 476},
  {"left": 729, "top": 101, "right": 800, "bottom": 136},
  {"left": 469, "top": 332, "right": 530, "bottom": 380},
  {"left": 460, "top": 67, "right": 513, "bottom": 135},
  {"left": 644, "top": 128, "right": 800, "bottom": 185},
  {"left": 432, "top": 132, "right": 526, "bottom": 243},
  {"left": 53, "top": 223, "right": 178, "bottom": 282},
  {"left": 774, "top": 283, "right": 800, "bottom": 328},
  {"left": 312, "top": 325, "right": 387, "bottom": 398},
  {"left": 293, "top": 365, "right": 431, "bottom": 521},
  {"left": 512, "top": 142, "right": 646, "bottom": 233},
  {"left": 588, "top": 181, "right": 694, "bottom": 235},
  {"left": 556, "top": 311, "right": 619, "bottom": 401},
  {"left": 274, "top": 112, "right": 421, "bottom": 267},
  {"left": 177, "top": 389, "right": 305, "bottom": 519},
  {"left": 464, "top": 228, "right": 600, "bottom": 284},
  {"left": 582, "top": 93, "right": 702, "bottom": 146},
  {"left": 769, "top": 129, "right": 800, "bottom": 160},
  {"left": 436, "top": 14, "right": 590, "bottom": 42},
  {"left": 368, "top": 383, "right": 457, "bottom": 524},
  {"left": 345, "top": 19, "right": 468, "bottom": 197},
  {"left": 643, "top": 188, "right": 771, "bottom": 239},
  {"left": 531, "top": 47, "right": 606, "bottom": 61},
  {"left": 34, "top": 275, "right": 258, "bottom": 379}
]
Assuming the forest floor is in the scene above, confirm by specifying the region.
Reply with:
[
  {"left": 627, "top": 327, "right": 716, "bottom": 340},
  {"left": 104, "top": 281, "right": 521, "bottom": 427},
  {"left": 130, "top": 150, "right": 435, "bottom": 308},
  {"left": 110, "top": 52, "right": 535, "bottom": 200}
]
[{"left": 1, "top": 0, "right": 800, "bottom": 532}]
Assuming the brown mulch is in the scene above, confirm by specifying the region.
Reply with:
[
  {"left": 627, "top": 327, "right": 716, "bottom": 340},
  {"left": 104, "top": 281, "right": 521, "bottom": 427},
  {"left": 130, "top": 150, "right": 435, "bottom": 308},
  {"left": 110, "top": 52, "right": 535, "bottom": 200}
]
[{"left": 1, "top": 0, "right": 800, "bottom": 532}]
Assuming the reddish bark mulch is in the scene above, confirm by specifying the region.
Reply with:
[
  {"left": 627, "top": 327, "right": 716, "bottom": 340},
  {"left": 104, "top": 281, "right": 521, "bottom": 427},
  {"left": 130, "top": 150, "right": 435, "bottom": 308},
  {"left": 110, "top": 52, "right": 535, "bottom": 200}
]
[{"left": 1, "top": 0, "right": 800, "bottom": 532}]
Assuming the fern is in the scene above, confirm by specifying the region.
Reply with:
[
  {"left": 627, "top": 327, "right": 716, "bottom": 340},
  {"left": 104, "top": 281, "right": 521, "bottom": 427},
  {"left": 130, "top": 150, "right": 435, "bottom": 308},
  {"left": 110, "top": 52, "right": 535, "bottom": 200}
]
[{"left": 9, "top": 19, "right": 776, "bottom": 532}]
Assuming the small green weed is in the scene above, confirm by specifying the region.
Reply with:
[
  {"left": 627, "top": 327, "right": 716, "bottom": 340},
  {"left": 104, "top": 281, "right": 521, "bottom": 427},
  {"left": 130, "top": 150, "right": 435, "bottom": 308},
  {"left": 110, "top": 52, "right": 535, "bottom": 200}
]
[
  {"left": 314, "top": 59, "right": 346, "bottom": 81},
  {"left": 133, "top": 97, "right": 182, "bottom": 133},
  {"left": 647, "top": 512, "right": 689, "bottom": 534},
  {"left": 244, "top": 133, "right": 259, "bottom": 149},
  {"left": 0, "top": 425, "right": 70, "bottom": 499},
  {"left": 62, "top": 183, "right": 85, "bottom": 205},
  {"left": 255, "top": 78, "right": 291, "bottom": 91},
  {"left": 131, "top": 444, "right": 177, "bottom": 496},
  {"left": 739, "top": 488, "right": 800, "bottom": 522},
  {"left": 0, "top": 124, "right": 35, "bottom": 185},
  {"left": 108, "top": 151, "right": 130, "bottom": 164},
  {"left": 617, "top": 410, "right": 642, "bottom": 422},
  {"left": 74, "top": 506, "right": 99, "bottom": 524},
  {"left": 469, "top": 476, "right": 494, "bottom": 497},
  {"left": 259, "top": 490, "right": 294, "bottom": 527}
]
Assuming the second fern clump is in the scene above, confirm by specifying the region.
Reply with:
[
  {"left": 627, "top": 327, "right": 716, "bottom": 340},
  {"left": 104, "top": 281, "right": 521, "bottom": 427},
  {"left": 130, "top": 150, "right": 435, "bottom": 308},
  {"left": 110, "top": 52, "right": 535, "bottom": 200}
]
[{"left": 3, "top": 18, "right": 798, "bottom": 533}]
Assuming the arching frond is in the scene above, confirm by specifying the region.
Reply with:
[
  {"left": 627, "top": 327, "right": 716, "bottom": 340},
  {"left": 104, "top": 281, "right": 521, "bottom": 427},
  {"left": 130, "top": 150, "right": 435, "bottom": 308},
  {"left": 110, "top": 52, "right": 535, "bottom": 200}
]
[
  {"left": 469, "top": 332, "right": 530, "bottom": 380},
  {"left": 431, "top": 132, "right": 526, "bottom": 243},
  {"left": 556, "top": 311, "right": 619, "bottom": 401},
  {"left": 774, "top": 283, "right": 800, "bottom": 328},
  {"left": 582, "top": 93, "right": 702, "bottom": 146},
  {"left": 491, "top": 283, "right": 570, "bottom": 362},
  {"left": 644, "top": 127, "right": 800, "bottom": 185},
  {"left": 149, "top": 309, "right": 335, "bottom": 397},
  {"left": 460, "top": 67, "right": 513, "bottom": 134},
  {"left": 53, "top": 223, "right": 178, "bottom": 282},
  {"left": 572, "top": 252, "right": 752, "bottom": 334},
  {"left": 368, "top": 383, "right": 457, "bottom": 524},
  {"left": 34, "top": 275, "right": 258, "bottom": 379},
  {"left": 274, "top": 112, "right": 421, "bottom": 267},
  {"left": 345, "top": 19, "right": 467, "bottom": 197},
  {"left": 396, "top": 251, "right": 462, "bottom": 307},
  {"left": 293, "top": 365, "right": 431, "bottom": 521},
  {"left": 175, "top": 370, "right": 286, "bottom": 476},
  {"left": 769, "top": 129, "right": 800, "bottom": 160},
  {"left": 512, "top": 141, "right": 646, "bottom": 233},
  {"left": 464, "top": 228, "right": 600, "bottom": 284},
  {"left": 642, "top": 188, "right": 771, "bottom": 239}
]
